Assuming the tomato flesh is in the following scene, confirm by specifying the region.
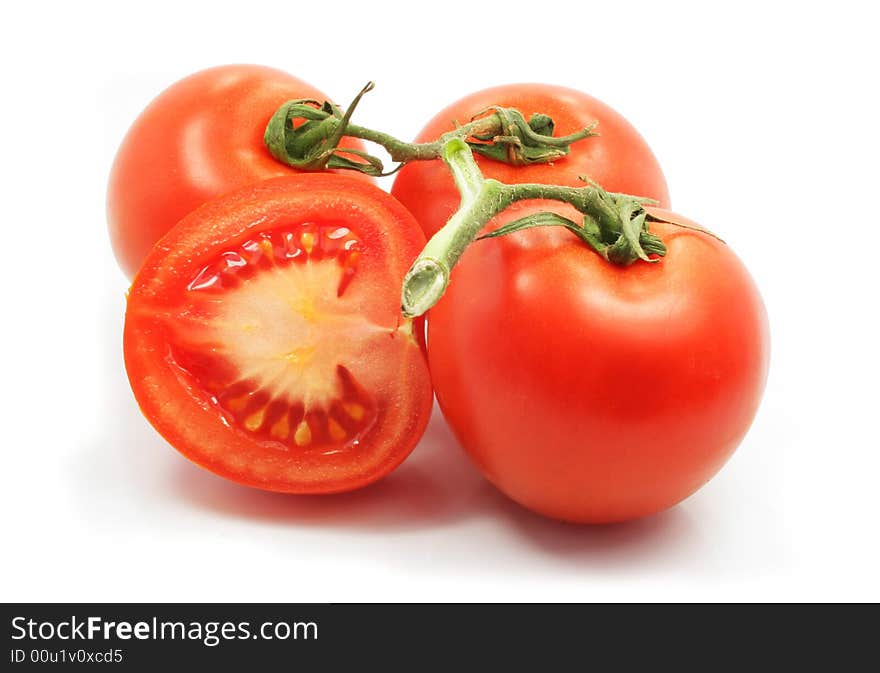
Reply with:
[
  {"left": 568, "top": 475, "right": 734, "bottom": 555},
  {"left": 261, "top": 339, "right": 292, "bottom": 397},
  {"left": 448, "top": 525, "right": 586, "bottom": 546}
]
[
  {"left": 124, "top": 175, "right": 432, "bottom": 493},
  {"left": 170, "top": 222, "right": 393, "bottom": 452}
]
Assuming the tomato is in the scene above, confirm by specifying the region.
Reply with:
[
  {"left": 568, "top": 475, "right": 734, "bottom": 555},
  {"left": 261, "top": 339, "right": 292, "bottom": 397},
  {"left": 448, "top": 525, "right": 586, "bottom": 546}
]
[
  {"left": 392, "top": 83, "right": 670, "bottom": 238},
  {"left": 124, "top": 174, "right": 433, "bottom": 493},
  {"left": 426, "top": 206, "right": 769, "bottom": 523},
  {"left": 108, "top": 64, "right": 368, "bottom": 278}
]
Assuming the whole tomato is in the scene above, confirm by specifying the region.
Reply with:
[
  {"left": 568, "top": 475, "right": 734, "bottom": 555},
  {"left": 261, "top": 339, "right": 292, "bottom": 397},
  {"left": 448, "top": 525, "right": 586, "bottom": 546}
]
[
  {"left": 107, "top": 64, "right": 367, "bottom": 278},
  {"left": 392, "top": 83, "right": 670, "bottom": 238},
  {"left": 426, "top": 207, "right": 769, "bottom": 523}
]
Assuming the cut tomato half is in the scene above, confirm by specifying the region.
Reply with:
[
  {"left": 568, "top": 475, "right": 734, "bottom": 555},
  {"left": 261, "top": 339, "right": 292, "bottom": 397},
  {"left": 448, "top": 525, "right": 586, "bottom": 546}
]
[{"left": 124, "top": 174, "right": 433, "bottom": 493}]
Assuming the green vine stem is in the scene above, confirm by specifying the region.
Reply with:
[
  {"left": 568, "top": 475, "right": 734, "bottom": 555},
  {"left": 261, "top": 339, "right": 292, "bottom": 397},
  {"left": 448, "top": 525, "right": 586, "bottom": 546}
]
[
  {"left": 400, "top": 139, "right": 666, "bottom": 317},
  {"left": 264, "top": 83, "right": 598, "bottom": 175},
  {"left": 263, "top": 83, "right": 709, "bottom": 318}
]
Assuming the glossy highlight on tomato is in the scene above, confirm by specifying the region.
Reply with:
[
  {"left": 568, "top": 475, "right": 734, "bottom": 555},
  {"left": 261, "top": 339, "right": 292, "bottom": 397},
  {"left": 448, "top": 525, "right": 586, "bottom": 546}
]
[
  {"left": 124, "top": 174, "right": 433, "bottom": 493},
  {"left": 107, "top": 64, "right": 369, "bottom": 278},
  {"left": 427, "top": 207, "right": 769, "bottom": 523},
  {"left": 392, "top": 83, "right": 670, "bottom": 238}
]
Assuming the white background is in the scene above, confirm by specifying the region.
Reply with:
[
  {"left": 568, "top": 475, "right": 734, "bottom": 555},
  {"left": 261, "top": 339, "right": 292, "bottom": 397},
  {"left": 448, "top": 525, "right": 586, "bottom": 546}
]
[{"left": 1, "top": 1, "right": 878, "bottom": 602}]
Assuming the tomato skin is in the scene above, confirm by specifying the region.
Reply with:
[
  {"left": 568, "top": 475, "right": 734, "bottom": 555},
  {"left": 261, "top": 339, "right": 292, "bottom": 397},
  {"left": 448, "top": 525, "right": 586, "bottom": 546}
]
[
  {"left": 391, "top": 83, "right": 670, "bottom": 238},
  {"left": 427, "top": 207, "right": 769, "bottom": 523},
  {"left": 108, "top": 64, "right": 368, "bottom": 278},
  {"left": 124, "top": 174, "right": 433, "bottom": 494}
]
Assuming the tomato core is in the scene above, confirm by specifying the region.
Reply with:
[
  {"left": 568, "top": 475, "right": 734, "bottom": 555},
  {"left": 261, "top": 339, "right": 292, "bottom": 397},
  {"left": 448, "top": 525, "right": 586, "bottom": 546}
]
[{"left": 164, "top": 221, "right": 411, "bottom": 454}]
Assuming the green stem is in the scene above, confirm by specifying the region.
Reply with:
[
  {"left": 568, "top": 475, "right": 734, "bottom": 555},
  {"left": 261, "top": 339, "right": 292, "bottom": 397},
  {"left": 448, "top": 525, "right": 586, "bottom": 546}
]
[
  {"left": 264, "top": 85, "right": 598, "bottom": 174},
  {"left": 400, "top": 140, "right": 666, "bottom": 317},
  {"left": 401, "top": 139, "right": 511, "bottom": 316},
  {"left": 344, "top": 116, "right": 500, "bottom": 163}
]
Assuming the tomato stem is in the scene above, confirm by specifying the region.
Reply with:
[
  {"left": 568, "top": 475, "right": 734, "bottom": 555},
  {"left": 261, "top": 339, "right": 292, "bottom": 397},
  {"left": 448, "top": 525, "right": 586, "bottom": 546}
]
[
  {"left": 264, "top": 84, "right": 598, "bottom": 175},
  {"left": 346, "top": 116, "right": 499, "bottom": 163},
  {"left": 400, "top": 140, "right": 668, "bottom": 317},
  {"left": 401, "top": 139, "right": 511, "bottom": 316}
]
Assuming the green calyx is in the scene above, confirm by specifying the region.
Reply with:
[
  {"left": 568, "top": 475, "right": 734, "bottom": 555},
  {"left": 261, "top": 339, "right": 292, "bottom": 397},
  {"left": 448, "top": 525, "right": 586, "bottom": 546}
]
[
  {"left": 478, "top": 185, "right": 666, "bottom": 266},
  {"left": 466, "top": 107, "right": 597, "bottom": 166},
  {"left": 264, "top": 83, "right": 385, "bottom": 176}
]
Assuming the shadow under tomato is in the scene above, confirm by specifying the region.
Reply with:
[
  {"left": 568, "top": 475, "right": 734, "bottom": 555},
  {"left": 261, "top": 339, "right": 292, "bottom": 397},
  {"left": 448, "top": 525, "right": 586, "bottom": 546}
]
[
  {"left": 170, "top": 423, "right": 701, "bottom": 573},
  {"left": 167, "top": 404, "right": 491, "bottom": 532},
  {"left": 499, "top": 499, "right": 702, "bottom": 572}
]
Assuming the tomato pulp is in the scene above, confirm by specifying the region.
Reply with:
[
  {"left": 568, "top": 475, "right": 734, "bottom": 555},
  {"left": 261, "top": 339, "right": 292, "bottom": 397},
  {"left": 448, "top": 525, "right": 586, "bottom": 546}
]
[
  {"left": 392, "top": 83, "right": 670, "bottom": 238},
  {"left": 108, "top": 64, "right": 369, "bottom": 278},
  {"left": 124, "top": 175, "right": 433, "bottom": 493},
  {"left": 427, "top": 207, "right": 769, "bottom": 523}
]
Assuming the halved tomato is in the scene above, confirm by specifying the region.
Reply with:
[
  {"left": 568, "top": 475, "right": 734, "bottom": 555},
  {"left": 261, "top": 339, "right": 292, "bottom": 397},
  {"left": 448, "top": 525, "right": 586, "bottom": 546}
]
[{"left": 124, "top": 174, "right": 433, "bottom": 493}]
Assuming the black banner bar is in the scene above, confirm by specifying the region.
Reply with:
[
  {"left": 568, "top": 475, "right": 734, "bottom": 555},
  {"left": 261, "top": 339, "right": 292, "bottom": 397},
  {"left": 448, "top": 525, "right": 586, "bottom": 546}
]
[{"left": 2, "top": 603, "right": 876, "bottom": 668}]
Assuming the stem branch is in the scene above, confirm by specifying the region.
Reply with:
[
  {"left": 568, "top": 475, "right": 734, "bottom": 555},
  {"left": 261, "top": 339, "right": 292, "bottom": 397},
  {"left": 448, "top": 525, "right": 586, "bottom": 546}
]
[
  {"left": 401, "top": 139, "right": 511, "bottom": 317},
  {"left": 264, "top": 84, "right": 597, "bottom": 174},
  {"left": 400, "top": 140, "right": 667, "bottom": 317},
  {"left": 344, "top": 115, "right": 503, "bottom": 163}
]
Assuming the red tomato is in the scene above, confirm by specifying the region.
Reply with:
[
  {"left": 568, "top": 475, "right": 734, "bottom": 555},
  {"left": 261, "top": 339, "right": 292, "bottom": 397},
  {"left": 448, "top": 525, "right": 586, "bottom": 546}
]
[
  {"left": 427, "top": 207, "right": 769, "bottom": 523},
  {"left": 392, "top": 83, "right": 670, "bottom": 238},
  {"left": 108, "top": 64, "right": 368, "bottom": 278},
  {"left": 124, "top": 175, "right": 433, "bottom": 493}
]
